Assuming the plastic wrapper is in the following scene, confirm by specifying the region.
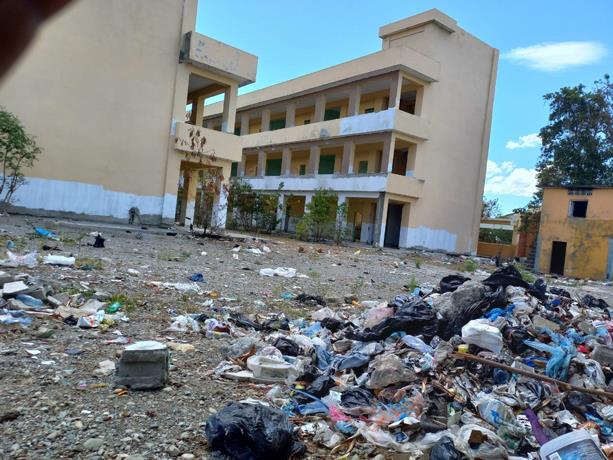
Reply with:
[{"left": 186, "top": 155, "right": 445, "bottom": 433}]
[{"left": 461, "top": 319, "right": 503, "bottom": 354}]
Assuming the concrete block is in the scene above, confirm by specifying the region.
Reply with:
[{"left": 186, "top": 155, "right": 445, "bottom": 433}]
[
  {"left": 2, "top": 281, "right": 29, "bottom": 297},
  {"left": 115, "top": 341, "right": 169, "bottom": 390},
  {"left": 0, "top": 271, "right": 15, "bottom": 286},
  {"left": 592, "top": 345, "right": 613, "bottom": 367},
  {"left": 532, "top": 315, "right": 560, "bottom": 332}
]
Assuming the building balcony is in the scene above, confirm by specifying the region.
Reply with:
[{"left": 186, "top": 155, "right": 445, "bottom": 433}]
[
  {"left": 240, "top": 172, "right": 424, "bottom": 199},
  {"left": 240, "top": 108, "right": 429, "bottom": 149},
  {"left": 174, "top": 121, "right": 242, "bottom": 162},
  {"left": 180, "top": 32, "right": 257, "bottom": 86}
]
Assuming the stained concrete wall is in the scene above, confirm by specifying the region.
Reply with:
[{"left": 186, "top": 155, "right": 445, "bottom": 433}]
[
  {"left": 0, "top": 0, "right": 190, "bottom": 221},
  {"left": 537, "top": 188, "right": 613, "bottom": 280}
]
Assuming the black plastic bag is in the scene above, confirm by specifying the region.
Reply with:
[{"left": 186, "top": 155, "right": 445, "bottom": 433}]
[
  {"left": 262, "top": 314, "right": 290, "bottom": 331},
  {"left": 438, "top": 296, "right": 492, "bottom": 340},
  {"left": 483, "top": 265, "right": 530, "bottom": 290},
  {"left": 564, "top": 391, "right": 595, "bottom": 416},
  {"left": 306, "top": 373, "right": 335, "bottom": 397},
  {"left": 550, "top": 287, "right": 571, "bottom": 298},
  {"left": 528, "top": 278, "right": 547, "bottom": 302},
  {"left": 295, "top": 293, "right": 326, "bottom": 306},
  {"left": 430, "top": 436, "right": 464, "bottom": 460},
  {"left": 205, "top": 401, "right": 305, "bottom": 460},
  {"left": 273, "top": 337, "right": 300, "bottom": 356},
  {"left": 582, "top": 294, "right": 610, "bottom": 310},
  {"left": 230, "top": 313, "right": 263, "bottom": 331},
  {"left": 341, "top": 387, "right": 373, "bottom": 408},
  {"left": 332, "top": 353, "right": 371, "bottom": 371},
  {"left": 439, "top": 275, "right": 470, "bottom": 293},
  {"left": 488, "top": 285, "right": 507, "bottom": 307},
  {"left": 321, "top": 317, "right": 346, "bottom": 332},
  {"left": 502, "top": 326, "right": 531, "bottom": 354},
  {"left": 297, "top": 365, "right": 321, "bottom": 383},
  {"left": 346, "top": 299, "right": 437, "bottom": 342}
]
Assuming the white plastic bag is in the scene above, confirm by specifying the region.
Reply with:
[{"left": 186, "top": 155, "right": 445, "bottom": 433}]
[
  {"left": 43, "top": 254, "right": 75, "bottom": 266},
  {"left": 461, "top": 319, "right": 503, "bottom": 354},
  {"left": 259, "top": 267, "right": 297, "bottom": 278}
]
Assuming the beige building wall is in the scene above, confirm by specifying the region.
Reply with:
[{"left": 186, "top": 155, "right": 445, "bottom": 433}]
[
  {"left": 0, "top": 0, "right": 190, "bottom": 221},
  {"left": 379, "top": 13, "right": 498, "bottom": 253}
]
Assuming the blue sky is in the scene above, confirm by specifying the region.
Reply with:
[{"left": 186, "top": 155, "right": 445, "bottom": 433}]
[{"left": 196, "top": 1, "right": 612, "bottom": 214}]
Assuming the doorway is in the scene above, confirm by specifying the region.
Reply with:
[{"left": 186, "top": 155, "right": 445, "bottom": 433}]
[
  {"left": 384, "top": 203, "right": 403, "bottom": 248},
  {"left": 550, "top": 241, "right": 567, "bottom": 275}
]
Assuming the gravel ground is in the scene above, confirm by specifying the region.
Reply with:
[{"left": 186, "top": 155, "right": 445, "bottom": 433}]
[{"left": 0, "top": 214, "right": 611, "bottom": 459}]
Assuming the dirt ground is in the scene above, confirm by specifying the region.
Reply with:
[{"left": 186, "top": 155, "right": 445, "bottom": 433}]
[{"left": 0, "top": 214, "right": 611, "bottom": 460}]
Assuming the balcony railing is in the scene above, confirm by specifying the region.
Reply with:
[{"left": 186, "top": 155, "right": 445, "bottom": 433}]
[
  {"left": 180, "top": 32, "right": 257, "bottom": 85},
  {"left": 240, "top": 108, "right": 430, "bottom": 149},
  {"left": 240, "top": 172, "right": 424, "bottom": 198},
  {"left": 174, "top": 121, "right": 242, "bottom": 162}
]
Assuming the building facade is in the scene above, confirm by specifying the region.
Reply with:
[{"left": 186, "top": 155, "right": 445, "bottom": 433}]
[
  {"left": 0, "top": 0, "right": 256, "bottom": 227},
  {"left": 536, "top": 186, "right": 613, "bottom": 280},
  {"left": 204, "top": 9, "right": 498, "bottom": 253}
]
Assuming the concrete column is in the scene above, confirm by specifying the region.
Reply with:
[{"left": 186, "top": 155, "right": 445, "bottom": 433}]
[
  {"left": 261, "top": 108, "right": 271, "bottom": 132},
  {"left": 303, "top": 194, "right": 313, "bottom": 214},
  {"left": 240, "top": 113, "right": 250, "bottom": 135},
  {"left": 237, "top": 152, "right": 247, "bottom": 177},
  {"left": 212, "top": 184, "right": 229, "bottom": 229},
  {"left": 389, "top": 72, "right": 403, "bottom": 109},
  {"left": 380, "top": 134, "right": 396, "bottom": 173},
  {"left": 281, "top": 148, "right": 292, "bottom": 176},
  {"left": 257, "top": 150, "right": 266, "bottom": 177},
  {"left": 189, "top": 100, "right": 197, "bottom": 125},
  {"left": 195, "top": 96, "right": 205, "bottom": 126},
  {"left": 286, "top": 102, "right": 296, "bottom": 128},
  {"left": 307, "top": 145, "right": 320, "bottom": 175},
  {"left": 348, "top": 85, "right": 362, "bottom": 117},
  {"left": 336, "top": 194, "right": 347, "bottom": 227},
  {"left": 341, "top": 141, "right": 355, "bottom": 175},
  {"left": 314, "top": 95, "right": 326, "bottom": 122},
  {"left": 276, "top": 194, "right": 286, "bottom": 230},
  {"left": 184, "top": 170, "right": 199, "bottom": 227},
  {"left": 221, "top": 83, "right": 238, "bottom": 133},
  {"left": 373, "top": 193, "right": 389, "bottom": 247}
]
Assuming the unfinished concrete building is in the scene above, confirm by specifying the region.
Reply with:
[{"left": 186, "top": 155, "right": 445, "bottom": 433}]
[{"left": 205, "top": 9, "right": 498, "bottom": 253}]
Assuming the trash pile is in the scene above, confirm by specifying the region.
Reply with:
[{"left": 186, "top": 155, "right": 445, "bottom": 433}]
[
  {"left": 203, "top": 265, "right": 613, "bottom": 459},
  {"left": 0, "top": 266, "right": 129, "bottom": 330}
]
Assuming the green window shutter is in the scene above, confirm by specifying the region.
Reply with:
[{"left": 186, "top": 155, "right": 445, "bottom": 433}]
[
  {"left": 270, "top": 119, "right": 286, "bottom": 130},
  {"left": 265, "top": 158, "right": 282, "bottom": 176},
  {"left": 230, "top": 162, "right": 238, "bottom": 177},
  {"left": 299, "top": 164, "right": 306, "bottom": 175},
  {"left": 364, "top": 108, "right": 375, "bottom": 114},
  {"left": 234, "top": 127, "right": 241, "bottom": 135},
  {"left": 358, "top": 161, "right": 368, "bottom": 174},
  {"left": 323, "top": 108, "right": 341, "bottom": 121},
  {"left": 318, "top": 154, "right": 336, "bottom": 174}
]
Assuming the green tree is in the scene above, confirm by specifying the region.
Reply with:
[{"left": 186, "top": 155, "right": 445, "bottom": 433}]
[
  {"left": 482, "top": 197, "right": 501, "bottom": 218},
  {"left": 296, "top": 188, "right": 338, "bottom": 241},
  {"left": 0, "top": 108, "right": 41, "bottom": 212},
  {"left": 535, "top": 75, "right": 613, "bottom": 200}
]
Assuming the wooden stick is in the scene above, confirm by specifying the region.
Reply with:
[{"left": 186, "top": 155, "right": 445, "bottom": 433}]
[{"left": 450, "top": 352, "right": 613, "bottom": 400}]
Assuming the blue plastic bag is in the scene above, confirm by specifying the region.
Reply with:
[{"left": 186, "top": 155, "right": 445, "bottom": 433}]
[{"left": 524, "top": 327, "right": 576, "bottom": 381}]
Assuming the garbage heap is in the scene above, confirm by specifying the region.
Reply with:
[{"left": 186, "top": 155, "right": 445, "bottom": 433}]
[{"left": 207, "top": 265, "right": 613, "bottom": 459}]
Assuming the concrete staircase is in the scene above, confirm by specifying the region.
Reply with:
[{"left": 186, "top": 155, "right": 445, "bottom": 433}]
[{"left": 524, "top": 242, "right": 538, "bottom": 271}]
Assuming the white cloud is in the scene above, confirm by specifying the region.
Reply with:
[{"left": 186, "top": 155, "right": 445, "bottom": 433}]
[
  {"left": 503, "top": 41, "right": 607, "bottom": 71},
  {"left": 486, "top": 159, "right": 513, "bottom": 178},
  {"left": 485, "top": 160, "right": 537, "bottom": 197},
  {"left": 506, "top": 133, "right": 541, "bottom": 150}
]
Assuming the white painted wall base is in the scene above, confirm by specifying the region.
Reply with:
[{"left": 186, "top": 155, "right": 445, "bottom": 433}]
[
  {"left": 11, "top": 176, "right": 167, "bottom": 220},
  {"left": 361, "top": 223, "right": 374, "bottom": 244},
  {"left": 403, "top": 226, "right": 457, "bottom": 252}
]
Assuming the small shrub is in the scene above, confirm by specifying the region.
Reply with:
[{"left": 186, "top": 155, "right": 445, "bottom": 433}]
[
  {"left": 76, "top": 257, "right": 104, "bottom": 270},
  {"left": 415, "top": 257, "right": 422, "bottom": 269},
  {"left": 463, "top": 259, "right": 478, "bottom": 273},
  {"left": 406, "top": 276, "right": 419, "bottom": 291}
]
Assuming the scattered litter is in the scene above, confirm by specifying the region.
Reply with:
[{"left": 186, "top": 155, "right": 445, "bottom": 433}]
[
  {"left": 259, "top": 267, "right": 297, "bottom": 278},
  {"left": 43, "top": 255, "right": 75, "bottom": 266}
]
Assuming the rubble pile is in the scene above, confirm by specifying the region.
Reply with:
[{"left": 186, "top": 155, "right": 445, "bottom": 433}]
[{"left": 205, "top": 265, "right": 613, "bottom": 459}]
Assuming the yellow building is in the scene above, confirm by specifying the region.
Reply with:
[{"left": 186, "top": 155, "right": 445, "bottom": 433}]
[
  {"left": 537, "top": 186, "right": 613, "bottom": 280},
  {"left": 0, "top": 0, "right": 257, "bottom": 227},
  {"left": 204, "top": 9, "right": 498, "bottom": 253}
]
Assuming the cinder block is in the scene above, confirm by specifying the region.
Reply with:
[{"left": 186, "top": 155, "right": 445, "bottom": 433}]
[{"left": 115, "top": 341, "right": 169, "bottom": 390}]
